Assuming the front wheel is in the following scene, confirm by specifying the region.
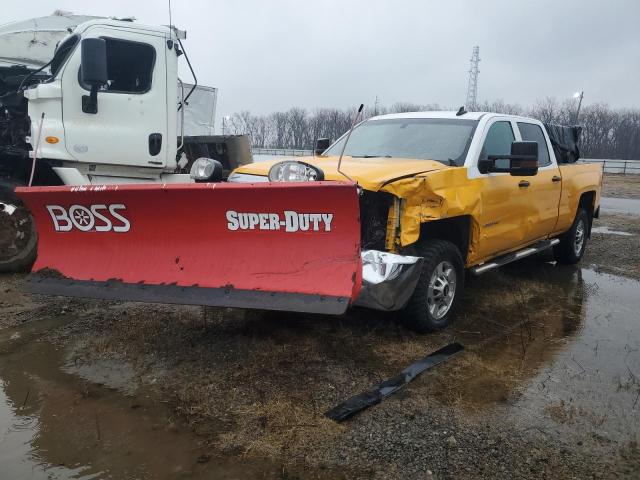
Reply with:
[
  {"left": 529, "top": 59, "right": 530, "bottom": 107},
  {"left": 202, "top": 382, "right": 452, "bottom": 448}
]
[
  {"left": 0, "top": 186, "right": 37, "bottom": 273},
  {"left": 553, "top": 208, "right": 590, "bottom": 265},
  {"left": 400, "top": 239, "right": 465, "bottom": 333}
]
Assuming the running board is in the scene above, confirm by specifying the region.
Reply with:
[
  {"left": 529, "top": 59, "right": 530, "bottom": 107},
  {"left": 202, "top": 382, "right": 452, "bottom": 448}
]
[{"left": 470, "top": 239, "right": 560, "bottom": 275}]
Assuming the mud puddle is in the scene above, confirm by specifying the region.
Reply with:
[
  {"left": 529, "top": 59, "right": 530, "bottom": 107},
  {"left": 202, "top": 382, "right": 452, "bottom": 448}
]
[
  {"left": 0, "top": 315, "right": 339, "bottom": 479},
  {"left": 1, "top": 262, "right": 639, "bottom": 478},
  {"left": 426, "top": 264, "right": 640, "bottom": 446},
  {"left": 601, "top": 196, "right": 640, "bottom": 216},
  {"left": 506, "top": 268, "right": 640, "bottom": 445}
]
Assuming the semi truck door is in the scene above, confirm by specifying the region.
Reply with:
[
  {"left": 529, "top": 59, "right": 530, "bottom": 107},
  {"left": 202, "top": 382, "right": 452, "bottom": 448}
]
[
  {"left": 60, "top": 27, "right": 169, "bottom": 169},
  {"left": 516, "top": 122, "right": 562, "bottom": 242},
  {"left": 474, "top": 119, "right": 530, "bottom": 260}
]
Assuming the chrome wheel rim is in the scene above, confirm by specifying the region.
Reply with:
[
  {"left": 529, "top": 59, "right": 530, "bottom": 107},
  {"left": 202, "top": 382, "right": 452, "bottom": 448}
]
[
  {"left": 427, "top": 261, "right": 456, "bottom": 320},
  {"left": 574, "top": 219, "right": 586, "bottom": 256}
]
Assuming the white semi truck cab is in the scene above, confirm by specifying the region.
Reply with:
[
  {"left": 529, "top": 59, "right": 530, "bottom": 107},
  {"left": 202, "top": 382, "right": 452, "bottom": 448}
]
[
  {"left": 26, "top": 19, "right": 187, "bottom": 183},
  {"left": 0, "top": 15, "right": 251, "bottom": 271}
]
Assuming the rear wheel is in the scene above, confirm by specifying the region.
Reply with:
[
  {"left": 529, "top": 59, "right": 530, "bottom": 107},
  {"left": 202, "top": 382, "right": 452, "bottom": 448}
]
[
  {"left": 553, "top": 208, "right": 590, "bottom": 265},
  {"left": 400, "top": 239, "right": 465, "bottom": 333},
  {"left": 0, "top": 187, "right": 37, "bottom": 273}
]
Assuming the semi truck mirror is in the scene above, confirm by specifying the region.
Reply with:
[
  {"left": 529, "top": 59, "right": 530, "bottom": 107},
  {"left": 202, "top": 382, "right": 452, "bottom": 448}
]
[
  {"left": 80, "top": 38, "right": 108, "bottom": 114},
  {"left": 314, "top": 138, "right": 331, "bottom": 156}
]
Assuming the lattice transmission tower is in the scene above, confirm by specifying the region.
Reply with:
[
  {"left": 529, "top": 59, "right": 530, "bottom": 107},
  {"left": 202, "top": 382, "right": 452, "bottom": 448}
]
[{"left": 466, "top": 46, "right": 480, "bottom": 111}]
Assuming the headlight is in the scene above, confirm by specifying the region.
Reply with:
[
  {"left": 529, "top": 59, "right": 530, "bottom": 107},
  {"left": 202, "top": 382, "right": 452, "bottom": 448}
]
[
  {"left": 268, "top": 161, "right": 325, "bottom": 182},
  {"left": 190, "top": 157, "right": 223, "bottom": 182}
]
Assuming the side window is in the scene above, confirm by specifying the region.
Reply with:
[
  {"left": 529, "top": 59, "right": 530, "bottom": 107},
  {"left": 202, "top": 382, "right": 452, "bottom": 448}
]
[
  {"left": 480, "top": 121, "right": 514, "bottom": 170},
  {"left": 81, "top": 38, "right": 155, "bottom": 93},
  {"left": 517, "top": 122, "right": 551, "bottom": 167}
]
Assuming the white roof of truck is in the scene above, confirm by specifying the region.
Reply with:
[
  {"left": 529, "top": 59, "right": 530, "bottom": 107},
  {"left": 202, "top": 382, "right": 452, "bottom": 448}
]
[
  {"left": 371, "top": 111, "right": 488, "bottom": 121},
  {"left": 369, "top": 111, "right": 542, "bottom": 124},
  {"left": 369, "top": 111, "right": 484, "bottom": 120},
  {"left": 72, "top": 18, "right": 173, "bottom": 37},
  {"left": 0, "top": 13, "right": 176, "bottom": 68}
]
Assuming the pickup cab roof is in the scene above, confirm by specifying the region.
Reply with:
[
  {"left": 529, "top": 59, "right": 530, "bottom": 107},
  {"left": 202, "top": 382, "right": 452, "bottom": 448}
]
[{"left": 369, "top": 111, "right": 539, "bottom": 123}]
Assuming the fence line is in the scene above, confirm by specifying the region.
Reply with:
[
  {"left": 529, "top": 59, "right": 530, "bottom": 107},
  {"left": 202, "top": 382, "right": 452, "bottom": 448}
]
[
  {"left": 251, "top": 148, "right": 312, "bottom": 157},
  {"left": 582, "top": 159, "right": 640, "bottom": 175}
]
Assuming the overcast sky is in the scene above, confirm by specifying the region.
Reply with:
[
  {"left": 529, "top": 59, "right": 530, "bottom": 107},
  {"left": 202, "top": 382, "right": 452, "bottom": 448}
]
[{"left": 3, "top": 0, "right": 640, "bottom": 117}]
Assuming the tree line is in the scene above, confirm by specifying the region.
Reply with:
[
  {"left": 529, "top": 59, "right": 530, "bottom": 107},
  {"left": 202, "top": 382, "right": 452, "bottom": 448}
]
[{"left": 224, "top": 98, "right": 640, "bottom": 159}]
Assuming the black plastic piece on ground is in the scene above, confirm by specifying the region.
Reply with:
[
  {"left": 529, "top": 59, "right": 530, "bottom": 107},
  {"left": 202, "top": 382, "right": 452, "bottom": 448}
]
[{"left": 325, "top": 342, "right": 464, "bottom": 422}]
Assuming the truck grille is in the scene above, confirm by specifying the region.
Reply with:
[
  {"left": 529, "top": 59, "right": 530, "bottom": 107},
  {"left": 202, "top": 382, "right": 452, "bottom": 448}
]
[{"left": 359, "top": 191, "right": 393, "bottom": 251}]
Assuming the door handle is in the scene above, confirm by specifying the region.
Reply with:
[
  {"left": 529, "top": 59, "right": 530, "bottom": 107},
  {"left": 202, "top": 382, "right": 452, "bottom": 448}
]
[
  {"left": 518, "top": 180, "right": 530, "bottom": 188},
  {"left": 149, "top": 133, "right": 162, "bottom": 156},
  {"left": 552, "top": 175, "right": 561, "bottom": 182}
]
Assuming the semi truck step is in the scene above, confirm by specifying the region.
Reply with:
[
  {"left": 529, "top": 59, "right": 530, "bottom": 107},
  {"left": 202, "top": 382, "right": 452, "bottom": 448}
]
[{"left": 470, "top": 238, "right": 560, "bottom": 275}]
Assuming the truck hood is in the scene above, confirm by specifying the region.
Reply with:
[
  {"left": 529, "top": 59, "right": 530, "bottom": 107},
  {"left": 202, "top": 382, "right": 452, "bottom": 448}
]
[
  {"left": 0, "top": 14, "right": 103, "bottom": 67},
  {"left": 233, "top": 156, "right": 449, "bottom": 191}
]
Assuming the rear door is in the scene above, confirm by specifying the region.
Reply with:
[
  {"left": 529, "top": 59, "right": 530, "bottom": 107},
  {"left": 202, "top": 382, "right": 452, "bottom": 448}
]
[
  {"left": 60, "top": 25, "right": 169, "bottom": 168},
  {"left": 516, "top": 121, "right": 562, "bottom": 242}
]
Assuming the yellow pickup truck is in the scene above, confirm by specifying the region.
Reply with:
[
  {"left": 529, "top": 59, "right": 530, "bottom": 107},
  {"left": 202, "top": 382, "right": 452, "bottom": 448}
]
[{"left": 230, "top": 111, "right": 603, "bottom": 331}]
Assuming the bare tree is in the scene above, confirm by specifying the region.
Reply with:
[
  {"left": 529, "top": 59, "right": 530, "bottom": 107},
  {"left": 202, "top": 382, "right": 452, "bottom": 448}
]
[{"left": 233, "top": 99, "right": 640, "bottom": 159}]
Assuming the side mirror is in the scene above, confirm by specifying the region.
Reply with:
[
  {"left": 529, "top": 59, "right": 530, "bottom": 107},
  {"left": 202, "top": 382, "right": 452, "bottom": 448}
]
[
  {"left": 508, "top": 141, "right": 539, "bottom": 176},
  {"left": 314, "top": 138, "right": 331, "bottom": 156},
  {"left": 80, "top": 38, "right": 108, "bottom": 114},
  {"left": 478, "top": 141, "right": 539, "bottom": 176}
]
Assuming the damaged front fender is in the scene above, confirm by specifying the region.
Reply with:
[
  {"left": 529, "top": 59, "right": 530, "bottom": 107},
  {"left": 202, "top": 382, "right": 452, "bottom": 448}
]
[{"left": 379, "top": 168, "right": 483, "bottom": 264}]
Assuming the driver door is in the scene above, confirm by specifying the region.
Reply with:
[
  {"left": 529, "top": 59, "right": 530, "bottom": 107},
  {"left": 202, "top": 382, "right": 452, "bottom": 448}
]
[
  {"left": 60, "top": 25, "right": 169, "bottom": 168},
  {"left": 474, "top": 119, "right": 532, "bottom": 261}
]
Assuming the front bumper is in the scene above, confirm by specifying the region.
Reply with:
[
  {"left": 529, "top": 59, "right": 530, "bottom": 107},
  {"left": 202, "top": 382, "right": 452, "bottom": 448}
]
[{"left": 354, "top": 250, "right": 424, "bottom": 311}]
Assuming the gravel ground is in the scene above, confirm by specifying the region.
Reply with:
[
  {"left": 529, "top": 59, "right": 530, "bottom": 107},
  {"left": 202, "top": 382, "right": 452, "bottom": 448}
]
[
  {"left": 602, "top": 173, "right": 640, "bottom": 199},
  {"left": 1, "top": 176, "right": 640, "bottom": 479},
  {"left": 584, "top": 213, "right": 640, "bottom": 280},
  {"left": 3, "top": 243, "right": 639, "bottom": 479}
]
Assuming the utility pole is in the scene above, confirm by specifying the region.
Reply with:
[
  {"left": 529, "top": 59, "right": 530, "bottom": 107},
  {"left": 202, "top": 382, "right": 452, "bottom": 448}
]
[
  {"left": 466, "top": 46, "right": 480, "bottom": 111},
  {"left": 573, "top": 91, "right": 584, "bottom": 124},
  {"left": 374, "top": 95, "right": 379, "bottom": 116}
]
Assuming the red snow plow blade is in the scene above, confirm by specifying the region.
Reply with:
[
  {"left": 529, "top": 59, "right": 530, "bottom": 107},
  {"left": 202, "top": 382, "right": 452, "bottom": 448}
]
[{"left": 15, "top": 182, "right": 362, "bottom": 314}]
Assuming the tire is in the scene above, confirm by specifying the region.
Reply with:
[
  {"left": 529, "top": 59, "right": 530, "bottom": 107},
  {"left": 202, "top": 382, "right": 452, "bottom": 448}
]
[
  {"left": 400, "top": 239, "right": 465, "bottom": 333},
  {"left": 0, "top": 186, "right": 37, "bottom": 273},
  {"left": 553, "top": 208, "right": 590, "bottom": 265}
]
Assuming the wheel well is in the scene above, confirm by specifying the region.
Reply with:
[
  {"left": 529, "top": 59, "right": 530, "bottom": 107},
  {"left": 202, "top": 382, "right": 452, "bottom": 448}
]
[
  {"left": 418, "top": 216, "right": 471, "bottom": 262},
  {"left": 31, "top": 162, "right": 64, "bottom": 186},
  {"left": 1, "top": 158, "right": 63, "bottom": 187},
  {"left": 579, "top": 191, "right": 596, "bottom": 216},
  {"left": 579, "top": 191, "right": 596, "bottom": 236}
]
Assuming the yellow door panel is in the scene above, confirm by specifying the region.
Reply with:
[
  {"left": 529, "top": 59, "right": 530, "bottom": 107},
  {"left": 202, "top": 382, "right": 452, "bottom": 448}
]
[
  {"left": 516, "top": 122, "right": 562, "bottom": 242},
  {"left": 476, "top": 174, "right": 529, "bottom": 259},
  {"left": 474, "top": 120, "right": 528, "bottom": 260},
  {"left": 523, "top": 168, "right": 562, "bottom": 241}
]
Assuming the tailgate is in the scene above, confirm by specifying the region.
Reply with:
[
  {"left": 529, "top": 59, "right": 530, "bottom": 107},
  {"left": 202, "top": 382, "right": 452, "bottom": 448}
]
[{"left": 15, "top": 182, "right": 362, "bottom": 314}]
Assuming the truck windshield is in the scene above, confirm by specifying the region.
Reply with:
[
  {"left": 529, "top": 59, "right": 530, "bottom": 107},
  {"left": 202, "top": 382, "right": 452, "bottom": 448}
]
[{"left": 323, "top": 118, "right": 478, "bottom": 165}]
